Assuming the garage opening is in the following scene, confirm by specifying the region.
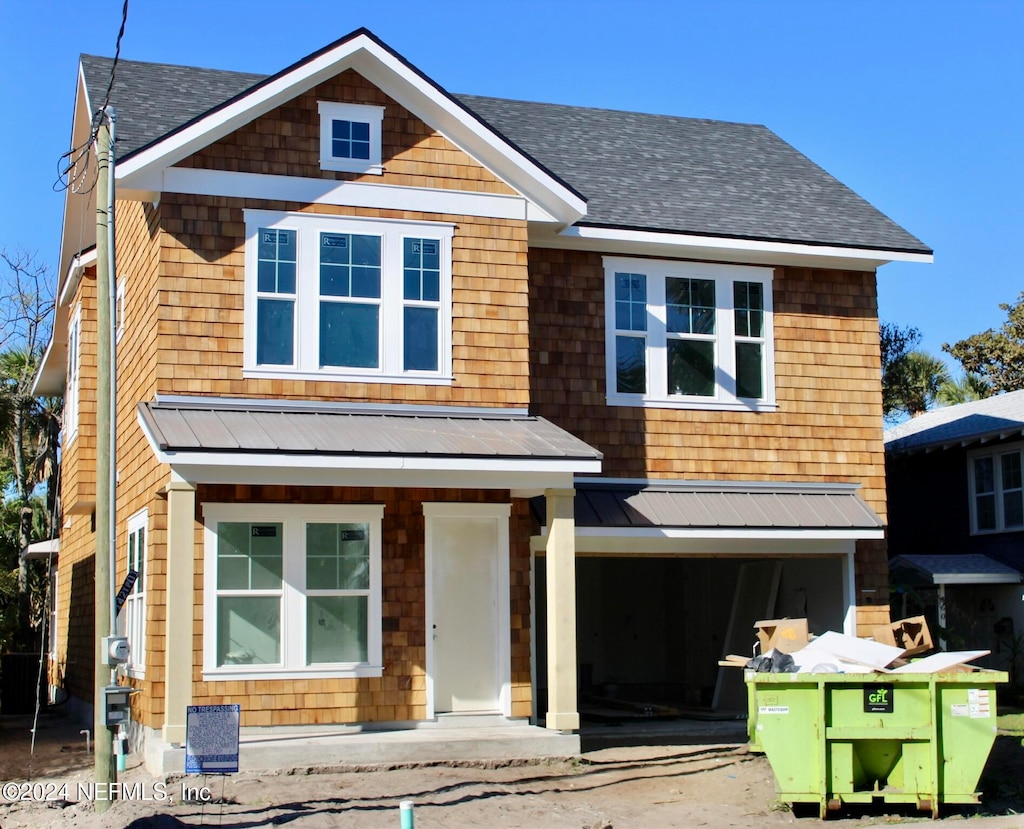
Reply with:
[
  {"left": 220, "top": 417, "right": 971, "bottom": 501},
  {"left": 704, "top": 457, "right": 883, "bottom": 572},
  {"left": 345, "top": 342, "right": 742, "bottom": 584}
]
[{"left": 534, "top": 554, "right": 845, "bottom": 725}]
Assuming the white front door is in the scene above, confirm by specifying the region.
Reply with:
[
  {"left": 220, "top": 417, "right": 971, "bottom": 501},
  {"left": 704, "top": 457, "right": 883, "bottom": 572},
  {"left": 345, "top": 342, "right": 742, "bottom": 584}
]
[{"left": 425, "top": 503, "right": 511, "bottom": 717}]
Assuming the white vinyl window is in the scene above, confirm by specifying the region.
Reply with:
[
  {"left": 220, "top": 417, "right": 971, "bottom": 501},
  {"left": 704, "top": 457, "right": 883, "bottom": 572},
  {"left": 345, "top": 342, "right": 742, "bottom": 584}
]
[
  {"left": 64, "top": 307, "right": 81, "bottom": 441},
  {"left": 244, "top": 210, "right": 454, "bottom": 384},
  {"left": 604, "top": 257, "right": 775, "bottom": 411},
  {"left": 122, "top": 509, "right": 148, "bottom": 677},
  {"left": 203, "top": 504, "right": 384, "bottom": 680},
  {"left": 317, "top": 101, "right": 385, "bottom": 174},
  {"left": 115, "top": 277, "right": 126, "bottom": 344},
  {"left": 969, "top": 445, "right": 1024, "bottom": 534}
]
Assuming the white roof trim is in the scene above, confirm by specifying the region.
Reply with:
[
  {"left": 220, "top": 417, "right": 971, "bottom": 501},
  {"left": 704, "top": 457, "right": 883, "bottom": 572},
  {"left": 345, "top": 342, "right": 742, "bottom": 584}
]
[
  {"left": 24, "top": 538, "right": 60, "bottom": 559},
  {"left": 572, "top": 526, "right": 884, "bottom": 541},
  {"left": 533, "top": 223, "right": 933, "bottom": 270},
  {"left": 121, "top": 167, "right": 534, "bottom": 221},
  {"left": 113, "top": 32, "right": 585, "bottom": 226}
]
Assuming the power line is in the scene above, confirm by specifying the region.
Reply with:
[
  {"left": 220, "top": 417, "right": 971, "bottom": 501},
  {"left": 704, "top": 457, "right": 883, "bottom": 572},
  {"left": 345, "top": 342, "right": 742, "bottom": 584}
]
[{"left": 53, "top": 0, "right": 130, "bottom": 195}]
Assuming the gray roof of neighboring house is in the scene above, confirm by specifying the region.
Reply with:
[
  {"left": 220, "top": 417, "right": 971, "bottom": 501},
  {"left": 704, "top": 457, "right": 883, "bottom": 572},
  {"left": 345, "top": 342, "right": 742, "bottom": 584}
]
[
  {"left": 533, "top": 481, "right": 883, "bottom": 531},
  {"left": 891, "top": 554, "right": 1022, "bottom": 585},
  {"left": 138, "top": 399, "right": 603, "bottom": 462},
  {"left": 79, "top": 51, "right": 930, "bottom": 255},
  {"left": 884, "top": 389, "right": 1024, "bottom": 455}
]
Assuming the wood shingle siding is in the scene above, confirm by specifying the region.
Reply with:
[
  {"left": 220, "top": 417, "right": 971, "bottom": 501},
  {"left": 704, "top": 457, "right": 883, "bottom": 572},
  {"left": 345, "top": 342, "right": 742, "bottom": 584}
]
[{"left": 189, "top": 486, "right": 532, "bottom": 726}]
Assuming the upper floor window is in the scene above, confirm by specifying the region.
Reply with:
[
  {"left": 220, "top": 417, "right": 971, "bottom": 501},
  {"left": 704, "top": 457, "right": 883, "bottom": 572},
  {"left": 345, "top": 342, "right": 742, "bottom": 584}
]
[
  {"left": 969, "top": 445, "right": 1024, "bottom": 534},
  {"left": 244, "top": 210, "right": 454, "bottom": 384},
  {"left": 317, "top": 102, "right": 385, "bottom": 175},
  {"left": 65, "top": 307, "right": 81, "bottom": 441},
  {"left": 604, "top": 257, "right": 775, "bottom": 411}
]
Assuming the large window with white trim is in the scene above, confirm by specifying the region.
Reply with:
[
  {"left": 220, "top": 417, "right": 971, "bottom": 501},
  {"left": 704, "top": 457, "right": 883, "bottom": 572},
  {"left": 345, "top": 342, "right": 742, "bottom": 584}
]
[
  {"left": 203, "top": 504, "right": 384, "bottom": 679},
  {"left": 969, "top": 444, "right": 1024, "bottom": 534},
  {"left": 245, "top": 211, "right": 453, "bottom": 384},
  {"left": 604, "top": 257, "right": 775, "bottom": 410}
]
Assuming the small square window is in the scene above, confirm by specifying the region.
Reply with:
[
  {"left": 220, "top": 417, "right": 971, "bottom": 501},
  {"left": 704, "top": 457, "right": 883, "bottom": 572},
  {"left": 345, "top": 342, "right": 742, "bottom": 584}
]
[{"left": 318, "top": 102, "right": 385, "bottom": 174}]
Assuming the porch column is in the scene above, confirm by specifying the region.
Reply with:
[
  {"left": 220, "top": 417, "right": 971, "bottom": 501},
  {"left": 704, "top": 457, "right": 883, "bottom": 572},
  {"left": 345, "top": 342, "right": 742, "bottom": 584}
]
[
  {"left": 162, "top": 480, "right": 195, "bottom": 745},
  {"left": 544, "top": 487, "right": 579, "bottom": 731}
]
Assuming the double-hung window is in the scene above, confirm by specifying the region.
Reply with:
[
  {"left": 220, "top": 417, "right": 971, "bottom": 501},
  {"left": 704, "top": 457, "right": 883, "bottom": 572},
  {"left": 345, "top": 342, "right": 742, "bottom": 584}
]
[
  {"left": 245, "top": 211, "right": 453, "bottom": 384},
  {"left": 604, "top": 257, "right": 775, "bottom": 410},
  {"left": 65, "top": 307, "right": 81, "bottom": 441},
  {"left": 203, "top": 504, "right": 384, "bottom": 680},
  {"left": 969, "top": 445, "right": 1024, "bottom": 534},
  {"left": 317, "top": 102, "right": 385, "bottom": 174},
  {"left": 122, "top": 509, "right": 147, "bottom": 677}
]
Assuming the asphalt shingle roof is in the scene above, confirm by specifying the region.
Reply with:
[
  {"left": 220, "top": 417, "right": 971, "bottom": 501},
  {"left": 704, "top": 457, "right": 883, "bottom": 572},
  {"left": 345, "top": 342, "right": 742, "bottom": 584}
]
[
  {"left": 80, "top": 52, "right": 930, "bottom": 254},
  {"left": 884, "top": 389, "right": 1024, "bottom": 455}
]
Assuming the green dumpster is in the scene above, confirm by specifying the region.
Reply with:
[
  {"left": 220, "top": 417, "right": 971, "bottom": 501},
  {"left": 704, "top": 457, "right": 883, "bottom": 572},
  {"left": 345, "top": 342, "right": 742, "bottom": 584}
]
[{"left": 747, "top": 670, "right": 1007, "bottom": 818}]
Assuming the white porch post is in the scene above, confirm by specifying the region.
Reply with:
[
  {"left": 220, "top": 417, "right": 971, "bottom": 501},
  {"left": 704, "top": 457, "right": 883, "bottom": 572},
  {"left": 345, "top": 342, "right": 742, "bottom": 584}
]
[
  {"left": 544, "top": 487, "right": 579, "bottom": 731},
  {"left": 162, "top": 480, "right": 196, "bottom": 744}
]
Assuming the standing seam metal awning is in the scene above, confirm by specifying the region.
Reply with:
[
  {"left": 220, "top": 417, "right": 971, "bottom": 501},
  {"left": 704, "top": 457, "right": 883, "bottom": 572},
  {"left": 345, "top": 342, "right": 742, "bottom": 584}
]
[
  {"left": 136, "top": 397, "right": 598, "bottom": 468},
  {"left": 532, "top": 481, "right": 884, "bottom": 534}
]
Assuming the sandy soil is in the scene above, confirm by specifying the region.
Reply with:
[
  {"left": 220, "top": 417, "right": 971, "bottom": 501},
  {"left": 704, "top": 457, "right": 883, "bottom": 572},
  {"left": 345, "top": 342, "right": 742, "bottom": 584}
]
[{"left": 1, "top": 712, "right": 1023, "bottom": 829}]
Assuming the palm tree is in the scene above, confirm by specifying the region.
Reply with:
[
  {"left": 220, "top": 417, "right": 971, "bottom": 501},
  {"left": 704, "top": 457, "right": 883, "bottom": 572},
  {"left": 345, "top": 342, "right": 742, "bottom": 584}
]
[
  {"left": 900, "top": 351, "right": 951, "bottom": 416},
  {"left": 937, "top": 373, "right": 993, "bottom": 406}
]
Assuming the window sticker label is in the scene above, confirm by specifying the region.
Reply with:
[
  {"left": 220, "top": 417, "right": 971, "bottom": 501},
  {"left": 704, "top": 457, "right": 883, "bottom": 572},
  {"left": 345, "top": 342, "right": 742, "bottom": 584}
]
[{"left": 251, "top": 525, "right": 278, "bottom": 538}]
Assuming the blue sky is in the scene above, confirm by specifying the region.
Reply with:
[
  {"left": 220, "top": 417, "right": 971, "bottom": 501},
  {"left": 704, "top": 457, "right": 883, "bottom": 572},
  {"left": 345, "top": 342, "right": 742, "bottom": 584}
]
[{"left": 1, "top": 1, "right": 1021, "bottom": 368}]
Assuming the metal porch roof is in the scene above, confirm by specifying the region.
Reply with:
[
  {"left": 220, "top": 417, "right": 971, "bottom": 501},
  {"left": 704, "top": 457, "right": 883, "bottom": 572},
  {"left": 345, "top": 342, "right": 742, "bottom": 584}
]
[
  {"left": 138, "top": 399, "right": 602, "bottom": 463},
  {"left": 533, "top": 481, "right": 883, "bottom": 532}
]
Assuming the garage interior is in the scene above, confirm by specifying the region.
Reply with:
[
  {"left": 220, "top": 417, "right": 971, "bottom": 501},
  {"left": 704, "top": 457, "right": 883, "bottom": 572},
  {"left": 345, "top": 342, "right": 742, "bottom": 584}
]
[{"left": 534, "top": 554, "right": 846, "bottom": 725}]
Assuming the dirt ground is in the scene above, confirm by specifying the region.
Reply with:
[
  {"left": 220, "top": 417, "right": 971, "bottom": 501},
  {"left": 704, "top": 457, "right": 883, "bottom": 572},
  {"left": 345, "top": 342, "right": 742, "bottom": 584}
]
[{"left": 1, "top": 712, "right": 1023, "bottom": 828}]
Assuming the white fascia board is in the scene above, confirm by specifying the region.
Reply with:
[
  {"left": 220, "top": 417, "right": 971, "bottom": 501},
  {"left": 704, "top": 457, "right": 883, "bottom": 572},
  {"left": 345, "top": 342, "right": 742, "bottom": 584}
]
[
  {"left": 534, "top": 224, "right": 933, "bottom": 270},
  {"left": 114, "top": 34, "right": 584, "bottom": 226},
  {"left": 33, "top": 250, "right": 95, "bottom": 397},
  {"left": 571, "top": 526, "right": 884, "bottom": 541},
  {"left": 932, "top": 573, "right": 1022, "bottom": 585},
  {"left": 157, "top": 450, "right": 598, "bottom": 475},
  {"left": 167, "top": 459, "right": 582, "bottom": 491},
  {"left": 58, "top": 69, "right": 98, "bottom": 281},
  {"left": 125, "top": 167, "right": 531, "bottom": 221},
  {"left": 533, "top": 534, "right": 856, "bottom": 556}
]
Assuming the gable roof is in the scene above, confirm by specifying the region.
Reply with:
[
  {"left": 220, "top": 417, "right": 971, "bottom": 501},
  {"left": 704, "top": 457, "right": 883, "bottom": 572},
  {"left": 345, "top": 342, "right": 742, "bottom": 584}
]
[
  {"left": 884, "top": 389, "right": 1024, "bottom": 455},
  {"left": 77, "top": 29, "right": 930, "bottom": 257}
]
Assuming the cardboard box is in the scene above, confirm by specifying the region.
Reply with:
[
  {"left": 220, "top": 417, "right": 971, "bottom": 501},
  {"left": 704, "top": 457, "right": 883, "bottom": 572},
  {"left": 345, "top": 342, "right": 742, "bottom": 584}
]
[
  {"left": 872, "top": 615, "right": 933, "bottom": 657},
  {"left": 754, "top": 618, "right": 809, "bottom": 654}
]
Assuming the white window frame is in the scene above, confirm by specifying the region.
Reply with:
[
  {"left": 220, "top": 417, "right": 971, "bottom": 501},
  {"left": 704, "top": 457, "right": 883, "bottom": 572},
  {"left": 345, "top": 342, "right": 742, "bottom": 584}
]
[
  {"left": 115, "top": 277, "right": 126, "bottom": 344},
  {"left": 603, "top": 256, "right": 776, "bottom": 411},
  {"left": 48, "top": 568, "right": 58, "bottom": 660},
  {"left": 202, "top": 503, "right": 385, "bottom": 681},
  {"left": 968, "top": 443, "right": 1024, "bottom": 535},
  {"left": 317, "top": 101, "right": 385, "bottom": 175},
  {"left": 64, "top": 306, "right": 81, "bottom": 442},
  {"left": 243, "top": 210, "right": 454, "bottom": 384},
  {"left": 123, "top": 509, "right": 148, "bottom": 677}
]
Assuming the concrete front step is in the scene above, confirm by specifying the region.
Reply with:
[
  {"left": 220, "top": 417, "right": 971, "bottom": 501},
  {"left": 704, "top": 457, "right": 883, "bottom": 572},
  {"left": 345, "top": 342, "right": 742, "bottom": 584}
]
[{"left": 144, "top": 720, "right": 579, "bottom": 776}]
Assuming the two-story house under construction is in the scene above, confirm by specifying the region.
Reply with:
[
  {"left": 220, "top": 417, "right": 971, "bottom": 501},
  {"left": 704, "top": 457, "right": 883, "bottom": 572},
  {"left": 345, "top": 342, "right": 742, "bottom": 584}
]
[{"left": 34, "top": 29, "right": 931, "bottom": 772}]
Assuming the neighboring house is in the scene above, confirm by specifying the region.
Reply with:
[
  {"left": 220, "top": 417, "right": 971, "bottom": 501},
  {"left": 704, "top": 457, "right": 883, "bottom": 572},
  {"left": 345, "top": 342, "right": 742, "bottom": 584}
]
[
  {"left": 886, "top": 391, "right": 1024, "bottom": 670},
  {"left": 34, "top": 28, "right": 931, "bottom": 772}
]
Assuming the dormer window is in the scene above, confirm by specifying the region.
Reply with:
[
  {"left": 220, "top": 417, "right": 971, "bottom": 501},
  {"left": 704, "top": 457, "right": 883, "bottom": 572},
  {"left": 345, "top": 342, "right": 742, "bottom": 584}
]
[{"left": 317, "top": 102, "right": 385, "bottom": 174}]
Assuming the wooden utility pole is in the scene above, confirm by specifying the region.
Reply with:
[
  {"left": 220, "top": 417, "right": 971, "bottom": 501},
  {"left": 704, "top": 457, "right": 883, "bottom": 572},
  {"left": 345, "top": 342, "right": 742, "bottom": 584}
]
[{"left": 93, "top": 109, "right": 117, "bottom": 812}]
